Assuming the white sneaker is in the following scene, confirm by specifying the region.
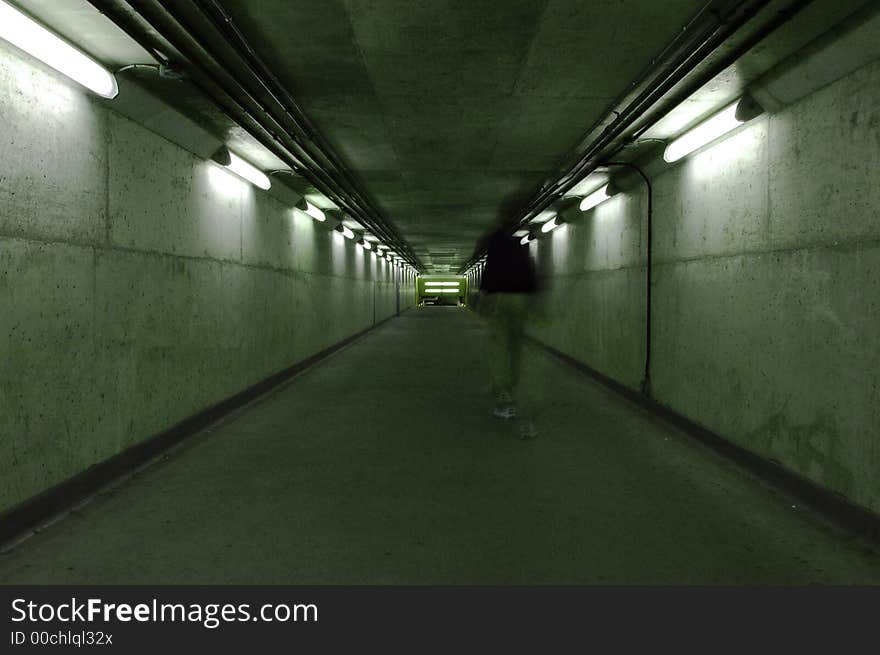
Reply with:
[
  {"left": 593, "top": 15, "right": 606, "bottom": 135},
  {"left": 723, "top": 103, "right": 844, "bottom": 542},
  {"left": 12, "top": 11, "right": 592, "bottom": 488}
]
[
  {"left": 493, "top": 391, "right": 516, "bottom": 419},
  {"left": 493, "top": 405, "right": 516, "bottom": 419}
]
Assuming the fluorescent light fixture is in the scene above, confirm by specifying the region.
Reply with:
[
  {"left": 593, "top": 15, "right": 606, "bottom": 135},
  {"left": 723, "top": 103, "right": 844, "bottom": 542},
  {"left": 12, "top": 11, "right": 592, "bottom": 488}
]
[
  {"left": 0, "top": 0, "right": 118, "bottom": 98},
  {"left": 423, "top": 289, "right": 460, "bottom": 294},
  {"left": 296, "top": 200, "right": 325, "bottom": 222},
  {"left": 425, "top": 282, "right": 459, "bottom": 287},
  {"left": 664, "top": 101, "right": 742, "bottom": 163},
  {"left": 225, "top": 152, "right": 271, "bottom": 190},
  {"left": 361, "top": 240, "right": 372, "bottom": 250},
  {"left": 340, "top": 226, "right": 355, "bottom": 240},
  {"left": 513, "top": 230, "right": 529, "bottom": 237},
  {"left": 530, "top": 209, "right": 556, "bottom": 225},
  {"left": 520, "top": 234, "right": 533, "bottom": 245},
  {"left": 578, "top": 184, "right": 610, "bottom": 212},
  {"left": 565, "top": 173, "right": 610, "bottom": 198},
  {"left": 541, "top": 217, "right": 560, "bottom": 234}
]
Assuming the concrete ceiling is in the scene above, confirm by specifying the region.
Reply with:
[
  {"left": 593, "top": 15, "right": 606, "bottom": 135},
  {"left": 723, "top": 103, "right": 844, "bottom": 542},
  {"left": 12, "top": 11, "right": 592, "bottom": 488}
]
[
  {"left": 11, "top": 0, "right": 877, "bottom": 272},
  {"left": 218, "top": 0, "right": 704, "bottom": 272}
]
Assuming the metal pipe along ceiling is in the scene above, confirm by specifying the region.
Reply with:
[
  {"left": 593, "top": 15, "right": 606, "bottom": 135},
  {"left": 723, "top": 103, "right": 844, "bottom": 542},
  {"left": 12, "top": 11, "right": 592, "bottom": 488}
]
[
  {"left": 458, "top": 0, "right": 811, "bottom": 273},
  {"left": 187, "top": 0, "right": 407, "bottom": 252},
  {"left": 88, "top": 0, "right": 422, "bottom": 269}
]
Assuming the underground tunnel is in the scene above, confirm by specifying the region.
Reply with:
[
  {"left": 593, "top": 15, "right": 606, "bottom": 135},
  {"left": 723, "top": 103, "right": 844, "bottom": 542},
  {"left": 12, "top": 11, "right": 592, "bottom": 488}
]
[{"left": 1, "top": 0, "right": 880, "bottom": 637}]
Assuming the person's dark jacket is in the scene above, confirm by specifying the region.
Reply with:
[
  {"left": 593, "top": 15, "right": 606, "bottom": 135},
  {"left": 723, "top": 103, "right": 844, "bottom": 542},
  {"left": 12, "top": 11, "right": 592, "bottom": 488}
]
[{"left": 479, "top": 229, "right": 538, "bottom": 294}]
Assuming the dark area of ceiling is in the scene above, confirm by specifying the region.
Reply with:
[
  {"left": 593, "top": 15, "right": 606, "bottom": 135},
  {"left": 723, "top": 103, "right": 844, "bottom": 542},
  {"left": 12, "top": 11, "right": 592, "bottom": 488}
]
[{"left": 218, "top": 0, "right": 705, "bottom": 272}]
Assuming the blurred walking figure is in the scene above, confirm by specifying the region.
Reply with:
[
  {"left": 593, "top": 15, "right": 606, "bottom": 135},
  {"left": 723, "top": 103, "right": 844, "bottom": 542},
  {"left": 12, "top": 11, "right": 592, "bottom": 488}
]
[{"left": 477, "top": 226, "right": 539, "bottom": 438}]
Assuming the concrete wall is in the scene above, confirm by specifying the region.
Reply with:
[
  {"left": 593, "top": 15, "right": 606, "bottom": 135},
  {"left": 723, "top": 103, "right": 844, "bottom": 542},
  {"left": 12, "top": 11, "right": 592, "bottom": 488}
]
[
  {"left": 0, "top": 41, "right": 400, "bottom": 514},
  {"left": 530, "top": 54, "right": 880, "bottom": 513},
  {"left": 399, "top": 267, "right": 417, "bottom": 312}
]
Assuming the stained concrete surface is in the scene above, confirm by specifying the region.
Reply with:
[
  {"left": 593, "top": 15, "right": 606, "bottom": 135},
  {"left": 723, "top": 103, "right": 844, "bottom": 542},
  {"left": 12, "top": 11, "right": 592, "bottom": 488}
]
[
  {"left": 1, "top": 308, "right": 878, "bottom": 585},
  {"left": 0, "top": 40, "right": 412, "bottom": 515},
  {"left": 529, "top": 55, "right": 880, "bottom": 515}
]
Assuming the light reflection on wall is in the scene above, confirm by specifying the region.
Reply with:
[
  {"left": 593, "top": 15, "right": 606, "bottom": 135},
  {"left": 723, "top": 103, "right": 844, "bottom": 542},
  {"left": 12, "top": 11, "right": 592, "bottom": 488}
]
[
  {"left": 354, "top": 241, "right": 365, "bottom": 277},
  {"left": 292, "top": 207, "right": 318, "bottom": 270},
  {"left": 195, "top": 162, "right": 244, "bottom": 256},
  {"left": 331, "top": 229, "right": 346, "bottom": 277},
  {"left": 598, "top": 195, "right": 625, "bottom": 266},
  {"left": 681, "top": 118, "right": 765, "bottom": 183},
  {"left": 205, "top": 162, "right": 249, "bottom": 200},
  {"left": 548, "top": 222, "right": 571, "bottom": 271},
  {"left": 1, "top": 43, "right": 104, "bottom": 220},
  {"left": 591, "top": 193, "right": 622, "bottom": 222},
  {"left": 3, "top": 40, "right": 82, "bottom": 117},
  {"left": 584, "top": 194, "right": 628, "bottom": 270}
]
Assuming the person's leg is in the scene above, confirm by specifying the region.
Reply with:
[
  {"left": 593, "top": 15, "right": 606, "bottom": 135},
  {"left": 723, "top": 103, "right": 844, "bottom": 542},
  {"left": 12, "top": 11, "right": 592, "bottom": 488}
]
[
  {"left": 487, "top": 295, "right": 516, "bottom": 418},
  {"left": 484, "top": 295, "right": 505, "bottom": 392},
  {"left": 508, "top": 295, "right": 528, "bottom": 392},
  {"left": 508, "top": 294, "right": 538, "bottom": 438}
]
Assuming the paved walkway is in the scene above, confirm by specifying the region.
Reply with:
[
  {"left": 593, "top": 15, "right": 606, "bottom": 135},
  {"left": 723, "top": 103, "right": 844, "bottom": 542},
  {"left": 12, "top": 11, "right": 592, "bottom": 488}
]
[{"left": 1, "top": 307, "right": 878, "bottom": 584}]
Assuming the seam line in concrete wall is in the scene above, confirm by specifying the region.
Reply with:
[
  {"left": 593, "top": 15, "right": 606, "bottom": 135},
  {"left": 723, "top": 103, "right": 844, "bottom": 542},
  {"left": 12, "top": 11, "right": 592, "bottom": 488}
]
[
  {"left": 539, "top": 265, "right": 647, "bottom": 278},
  {"left": 538, "top": 235, "right": 880, "bottom": 277},
  {"left": 104, "top": 124, "right": 111, "bottom": 248},
  {"left": 650, "top": 237, "right": 880, "bottom": 266},
  {"left": 0, "top": 233, "right": 394, "bottom": 283}
]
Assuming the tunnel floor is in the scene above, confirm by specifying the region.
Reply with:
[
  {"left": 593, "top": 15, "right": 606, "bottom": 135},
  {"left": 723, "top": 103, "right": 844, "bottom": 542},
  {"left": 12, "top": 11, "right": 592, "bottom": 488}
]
[{"left": 2, "top": 307, "right": 878, "bottom": 584}]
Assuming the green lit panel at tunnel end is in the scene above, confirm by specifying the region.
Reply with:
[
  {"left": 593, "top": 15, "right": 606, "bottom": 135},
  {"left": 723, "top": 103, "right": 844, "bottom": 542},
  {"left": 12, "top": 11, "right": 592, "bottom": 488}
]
[{"left": 416, "top": 276, "right": 468, "bottom": 307}]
